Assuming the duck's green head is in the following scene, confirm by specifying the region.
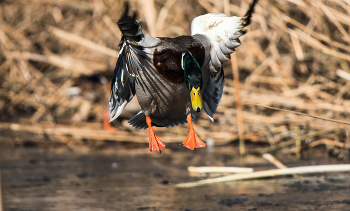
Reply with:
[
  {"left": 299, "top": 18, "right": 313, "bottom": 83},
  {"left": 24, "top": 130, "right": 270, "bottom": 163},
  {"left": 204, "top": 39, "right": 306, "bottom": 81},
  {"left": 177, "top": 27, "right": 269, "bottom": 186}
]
[{"left": 181, "top": 51, "right": 203, "bottom": 112}]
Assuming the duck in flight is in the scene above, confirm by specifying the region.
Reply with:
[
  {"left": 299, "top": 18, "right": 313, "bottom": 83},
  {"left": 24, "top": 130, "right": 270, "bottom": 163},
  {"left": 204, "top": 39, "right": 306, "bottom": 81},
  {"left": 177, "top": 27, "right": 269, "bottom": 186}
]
[{"left": 109, "top": 0, "right": 258, "bottom": 152}]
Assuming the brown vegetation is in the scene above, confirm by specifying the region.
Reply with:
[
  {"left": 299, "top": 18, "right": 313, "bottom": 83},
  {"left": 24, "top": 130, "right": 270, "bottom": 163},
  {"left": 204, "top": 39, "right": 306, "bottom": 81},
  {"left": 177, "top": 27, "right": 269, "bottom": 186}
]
[{"left": 1, "top": 0, "right": 350, "bottom": 158}]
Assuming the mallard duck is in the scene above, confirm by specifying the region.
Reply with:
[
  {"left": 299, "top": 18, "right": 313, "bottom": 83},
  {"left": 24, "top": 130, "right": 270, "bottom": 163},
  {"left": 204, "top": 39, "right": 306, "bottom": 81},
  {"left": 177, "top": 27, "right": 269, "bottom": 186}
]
[{"left": 109, "top": 0, "right": 258, "bottom": 152}]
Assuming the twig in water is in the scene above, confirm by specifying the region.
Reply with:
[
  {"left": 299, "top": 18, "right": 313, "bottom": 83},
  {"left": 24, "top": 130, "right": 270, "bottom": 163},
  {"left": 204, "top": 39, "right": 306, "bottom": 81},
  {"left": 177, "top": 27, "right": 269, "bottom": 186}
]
[
  {"left": 188, "top": 166, "right": 254, "bottom": 174},
  {"left": 175, "top": 164, "right": 350, "bottom": 188},
  {"left": 262, "top": 153, "right": 287, "bottom": 169}
]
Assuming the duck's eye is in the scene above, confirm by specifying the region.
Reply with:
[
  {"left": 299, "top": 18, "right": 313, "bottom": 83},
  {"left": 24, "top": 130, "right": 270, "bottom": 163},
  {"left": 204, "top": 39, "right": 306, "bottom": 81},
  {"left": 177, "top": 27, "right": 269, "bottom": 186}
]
[{"left": 193, "top": 92, "right": 196, "bottom": 96}]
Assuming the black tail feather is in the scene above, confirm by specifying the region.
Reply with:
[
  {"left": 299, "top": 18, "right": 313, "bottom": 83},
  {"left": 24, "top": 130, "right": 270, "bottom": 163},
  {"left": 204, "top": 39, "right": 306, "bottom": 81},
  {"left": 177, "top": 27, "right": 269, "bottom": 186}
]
[
  {"left": 242, "top": 0, "right": 258, "bottom": 27},
  {"left": 117, "top": 2, "right": 144, "bottom": 44}
]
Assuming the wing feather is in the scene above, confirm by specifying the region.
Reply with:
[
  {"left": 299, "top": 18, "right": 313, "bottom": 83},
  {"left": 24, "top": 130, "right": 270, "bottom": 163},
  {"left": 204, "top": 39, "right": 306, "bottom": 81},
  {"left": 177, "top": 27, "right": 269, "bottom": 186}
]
[
  {"left": 202, "top": 67, "right": 225, "bottom": 121},
  {"left": 109, "top": 2, "right": 160, "bottom": 122},
  {"left": 191, "top": 0, "right": 258, "bottom": 70}
]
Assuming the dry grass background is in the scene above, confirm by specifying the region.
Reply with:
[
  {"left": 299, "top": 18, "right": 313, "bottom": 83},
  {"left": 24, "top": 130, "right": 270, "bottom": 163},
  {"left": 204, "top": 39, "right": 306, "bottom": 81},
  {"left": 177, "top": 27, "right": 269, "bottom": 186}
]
[{"left": 1, "top": 0, "right": 350, "bottom": 158}]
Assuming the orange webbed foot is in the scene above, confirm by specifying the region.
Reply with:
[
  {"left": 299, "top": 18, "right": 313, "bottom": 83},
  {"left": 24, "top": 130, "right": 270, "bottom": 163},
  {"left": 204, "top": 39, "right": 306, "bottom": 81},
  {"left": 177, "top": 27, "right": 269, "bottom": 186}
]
[
  {"left": 103, "top": 109, "right": 116, "bottom": 133},
  {"left": 182, "top": 115, "right": 206, "bottom": 150},
  {"left": 149, "top": 130, "right": 165, "bottom": 152},
  {"left": 146, "top": 117, "right": 165, "bottom": 152},
  {"left": 182, "top": 129, "right": 206, "bottom": 150}
]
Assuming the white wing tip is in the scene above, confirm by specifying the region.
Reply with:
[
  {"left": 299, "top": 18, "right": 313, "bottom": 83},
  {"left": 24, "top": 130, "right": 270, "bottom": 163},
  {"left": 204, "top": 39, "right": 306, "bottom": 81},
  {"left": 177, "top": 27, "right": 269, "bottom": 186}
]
[
  {"left": 109, "top": 101, "right": 128, "bottom": 122},
  {"left": 208, "top": 114, "right": 214, "bottom": 122}
]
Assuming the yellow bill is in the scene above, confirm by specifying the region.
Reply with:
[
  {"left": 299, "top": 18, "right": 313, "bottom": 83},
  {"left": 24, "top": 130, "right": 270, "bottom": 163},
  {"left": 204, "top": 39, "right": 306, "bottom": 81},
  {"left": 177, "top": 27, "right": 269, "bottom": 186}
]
[{"left": 190, "top": 87, "right": 203, "bottom": 112}]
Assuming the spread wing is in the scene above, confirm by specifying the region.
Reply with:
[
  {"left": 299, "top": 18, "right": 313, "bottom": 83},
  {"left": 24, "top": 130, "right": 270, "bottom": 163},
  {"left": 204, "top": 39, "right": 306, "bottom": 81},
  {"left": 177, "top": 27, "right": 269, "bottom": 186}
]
[
  {"left": 190, "top": 0, "right": 258, "bottom": 72},
  {"left": 202, "top": 67, "right": 225, "bottom": 121},
  {"left": 192, "top": 0, "right": 257, "bottom": 120},
  {"left": 109, "top": 3, "right": 159, "bottom": 122}
]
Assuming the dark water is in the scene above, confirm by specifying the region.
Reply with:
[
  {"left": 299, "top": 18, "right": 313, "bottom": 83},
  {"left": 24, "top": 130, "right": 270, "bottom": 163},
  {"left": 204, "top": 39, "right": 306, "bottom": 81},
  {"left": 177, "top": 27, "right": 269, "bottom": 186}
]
[{"left": 1, "top": 143, "right": 350, "bottom": 211}]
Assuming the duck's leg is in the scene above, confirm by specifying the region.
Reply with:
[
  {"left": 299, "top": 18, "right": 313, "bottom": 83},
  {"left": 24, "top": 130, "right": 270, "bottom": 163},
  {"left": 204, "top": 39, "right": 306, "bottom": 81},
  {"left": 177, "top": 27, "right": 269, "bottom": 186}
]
[
  {"left": 182, "top": 115, "right": 206, "bottom": 150},
  {"left": 146, "top": 117, "right": 165, "bottom": 152}
]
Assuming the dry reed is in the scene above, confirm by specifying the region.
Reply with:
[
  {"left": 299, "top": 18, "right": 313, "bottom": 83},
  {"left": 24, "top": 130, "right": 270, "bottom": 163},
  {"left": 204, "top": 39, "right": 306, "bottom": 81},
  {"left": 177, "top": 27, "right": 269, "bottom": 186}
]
[
  {"left": 175, "top": 164, "right": 350, "bottom": 188},
  {"left": 0, "top": 0, "right": 350, "bottom": 158}
]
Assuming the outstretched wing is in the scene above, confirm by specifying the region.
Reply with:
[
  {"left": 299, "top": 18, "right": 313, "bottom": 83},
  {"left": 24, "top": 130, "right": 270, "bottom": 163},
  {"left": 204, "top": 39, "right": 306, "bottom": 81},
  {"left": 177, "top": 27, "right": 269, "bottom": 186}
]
[
  {"left": 192, "top": 0, "right": 258, "bottom": 120},
  {"left": 109, "top": 3, "right": 159, "bottom": 122},
  {"left": 190, "top": 0, "right": 258, "bottom": 71},
  {"left": 202, "top": 67, "right": 225, "bottom": 121}
]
